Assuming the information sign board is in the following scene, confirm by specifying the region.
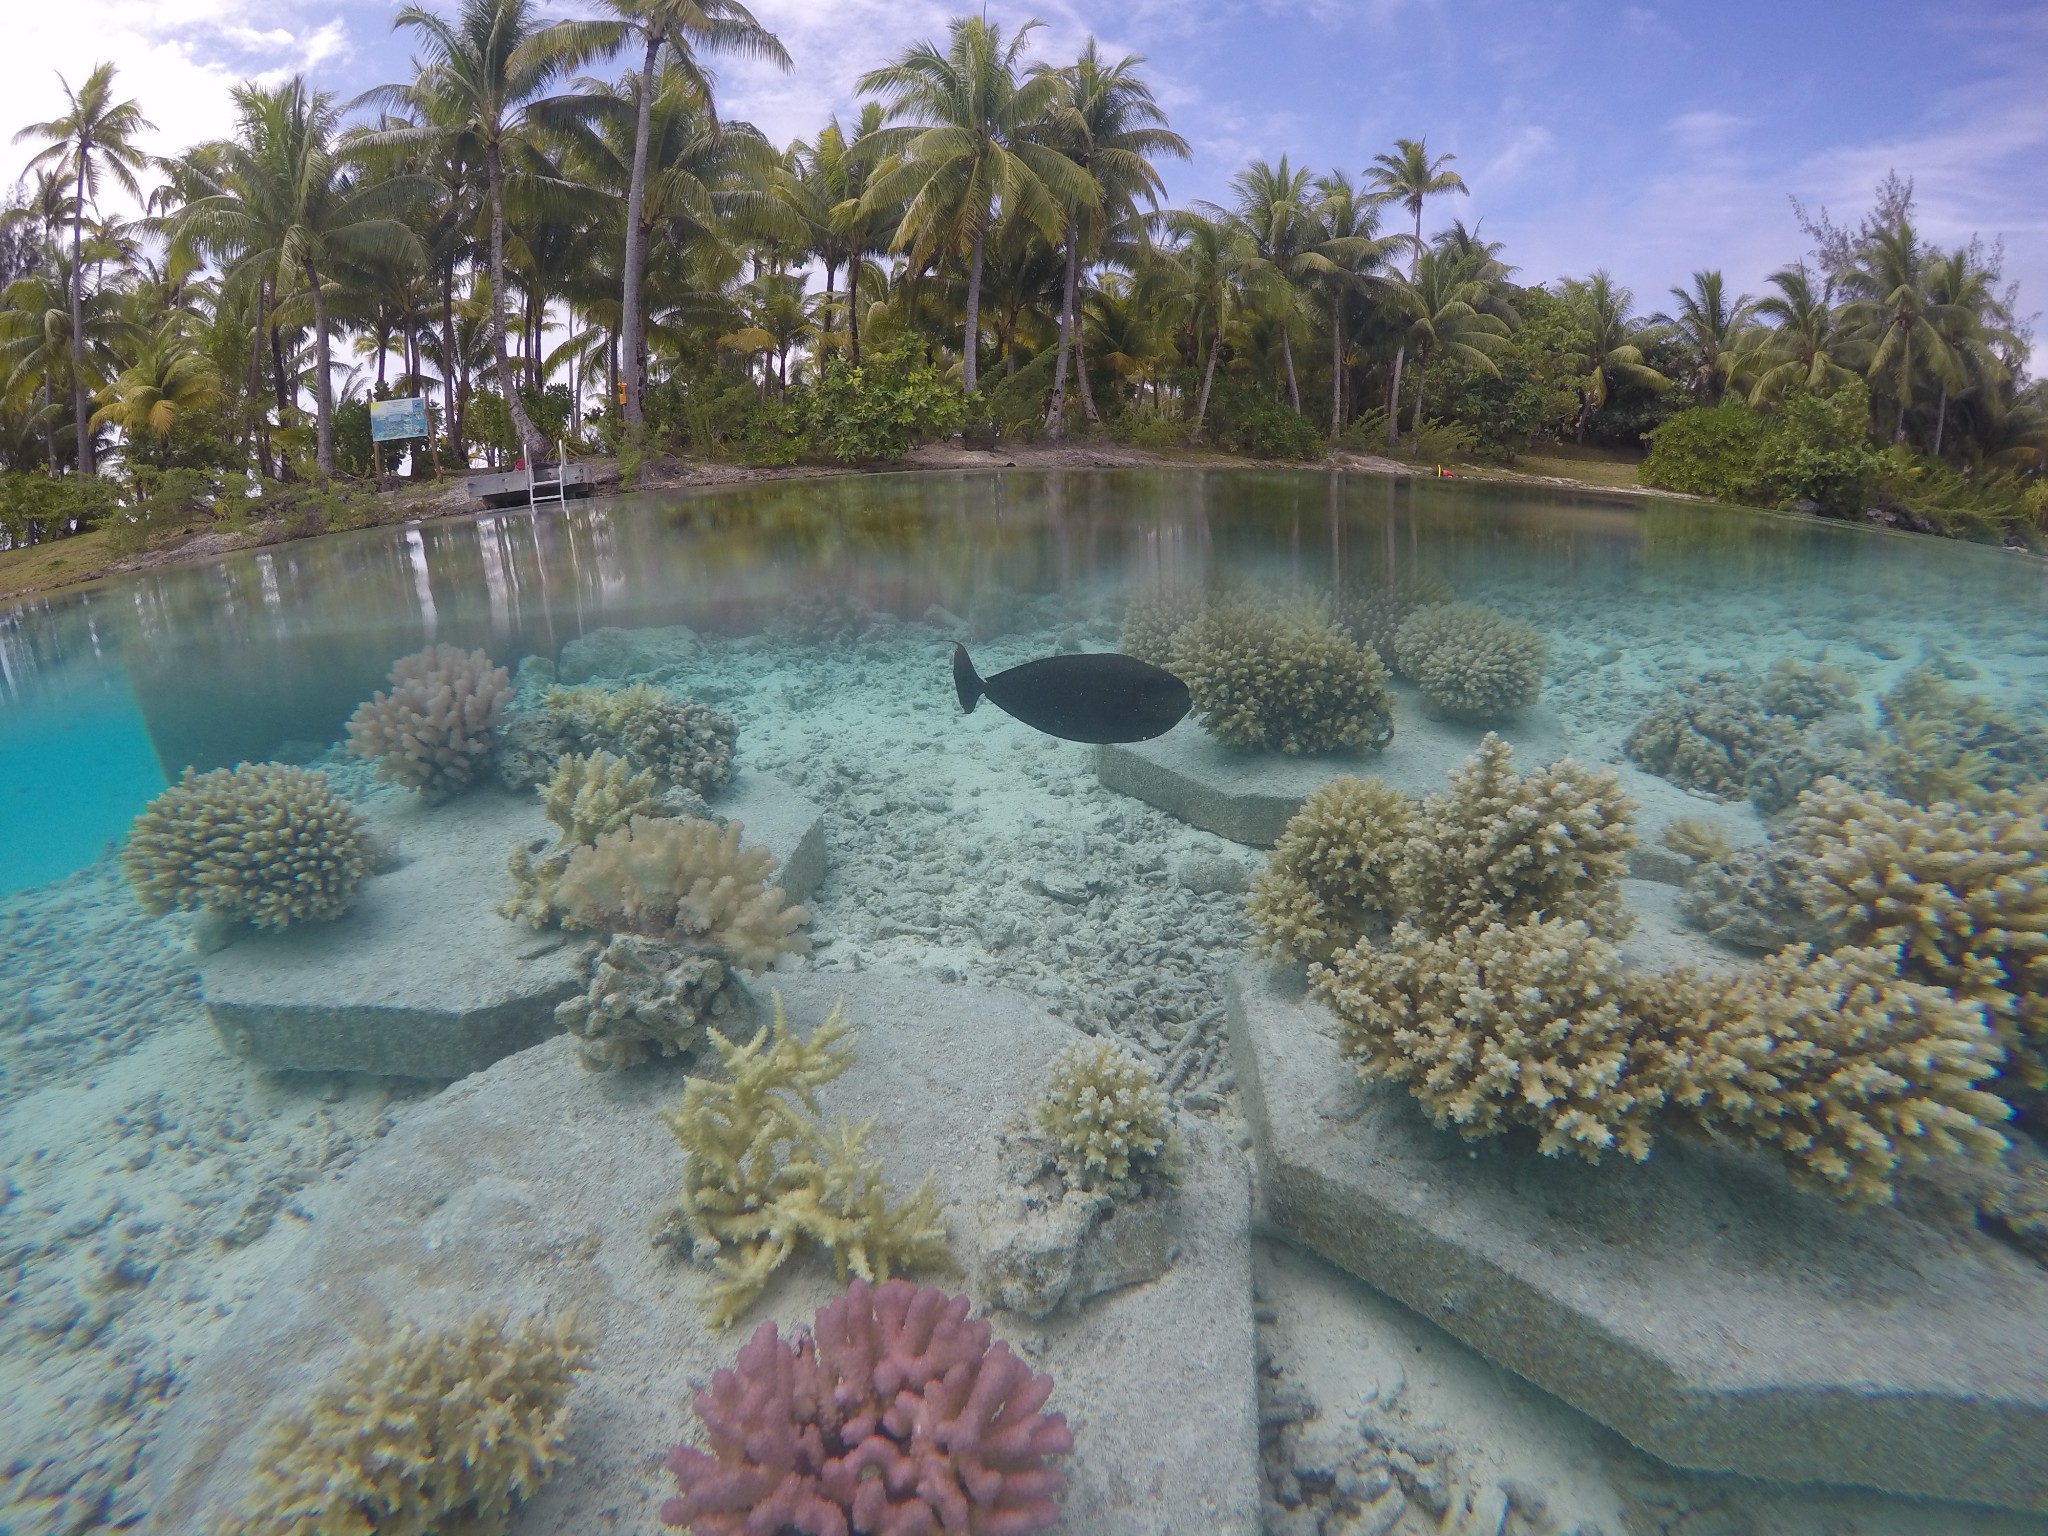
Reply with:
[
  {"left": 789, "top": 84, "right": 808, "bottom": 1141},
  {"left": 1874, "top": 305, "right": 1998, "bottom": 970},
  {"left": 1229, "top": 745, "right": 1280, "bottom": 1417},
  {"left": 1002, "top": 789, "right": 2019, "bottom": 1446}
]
[{"left": 369, "top": 396, "right": 430, "bottom": 442}]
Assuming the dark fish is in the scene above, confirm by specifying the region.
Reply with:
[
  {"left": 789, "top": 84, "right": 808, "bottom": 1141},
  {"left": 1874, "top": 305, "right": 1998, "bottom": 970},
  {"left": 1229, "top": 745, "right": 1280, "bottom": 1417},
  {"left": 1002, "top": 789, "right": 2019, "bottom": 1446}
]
[{"left": 952, "top": 644, "right": 1191, "bottom": 745}]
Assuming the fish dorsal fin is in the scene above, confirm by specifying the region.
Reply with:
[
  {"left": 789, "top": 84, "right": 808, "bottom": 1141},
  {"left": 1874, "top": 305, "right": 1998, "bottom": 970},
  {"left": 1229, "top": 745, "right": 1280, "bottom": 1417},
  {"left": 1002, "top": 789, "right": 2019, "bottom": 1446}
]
[{"left": 951, "top": 644, "right": 983, "bottom": 714}]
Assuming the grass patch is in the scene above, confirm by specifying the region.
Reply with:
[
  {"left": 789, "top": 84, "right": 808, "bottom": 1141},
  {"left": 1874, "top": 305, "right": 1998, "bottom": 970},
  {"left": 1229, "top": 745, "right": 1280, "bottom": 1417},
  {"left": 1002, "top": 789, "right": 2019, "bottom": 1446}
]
[
  {"left": 0, "top": 530, "right": 118, "bottom": 601},
  {"left": 1483, "top": 444, "right": 1646, "bottom": 490}
]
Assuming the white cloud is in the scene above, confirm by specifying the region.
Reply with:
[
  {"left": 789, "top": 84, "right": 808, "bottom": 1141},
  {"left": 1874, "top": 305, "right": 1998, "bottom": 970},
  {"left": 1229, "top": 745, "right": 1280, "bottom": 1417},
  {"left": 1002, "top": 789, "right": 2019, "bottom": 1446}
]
[
  {"left": 1663, "top": 110, "right": 1746, "bottom": 152},
  {"left": 1477, "top": 124, "right": 1553, "bottom": 190}
]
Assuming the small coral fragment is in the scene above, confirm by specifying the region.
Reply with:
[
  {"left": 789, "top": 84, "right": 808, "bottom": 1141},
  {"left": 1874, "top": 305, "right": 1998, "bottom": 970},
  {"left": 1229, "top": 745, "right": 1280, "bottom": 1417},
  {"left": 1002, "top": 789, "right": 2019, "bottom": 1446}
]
[
  {"left": 1246, "top": 776, "right": 1414, "bottom": 962},
  {"left": 1037, "top": 1040, "right": 1174, "bottom": 1198},
  {"left": 346, "top": 644, "right": 513, "bottom": 796},
  {"left": 1389, "top": 602, "right": 1547, "bottom": 721},
  {"left": 123, "top": 763, "right": 367, "bottom": 929},
  {"left": 663, "top": 1278, "right": 1073, "bottom": 1536},
  {"left": 229, "top": 1308, "right": 594, "bottom": 1536},
  {"left": 557, "top": 935, "right": 739, "bottom": 1071},
  {"left": 544, "top": 682, "right": 737, "bottom": 797},
  {"left": 1171, "top": 599, "right": 1396, "bottom": 755},
  {"left": 542, "top": 749, "right": 664, "bottom": 845}
]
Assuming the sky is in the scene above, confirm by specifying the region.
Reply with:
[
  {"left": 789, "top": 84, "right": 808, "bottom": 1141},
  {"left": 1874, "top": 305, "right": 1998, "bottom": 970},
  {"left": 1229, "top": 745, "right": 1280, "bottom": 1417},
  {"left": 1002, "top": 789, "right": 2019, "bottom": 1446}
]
[{"left": 7, "top": 0, "right": 2047, "bottom": 337}]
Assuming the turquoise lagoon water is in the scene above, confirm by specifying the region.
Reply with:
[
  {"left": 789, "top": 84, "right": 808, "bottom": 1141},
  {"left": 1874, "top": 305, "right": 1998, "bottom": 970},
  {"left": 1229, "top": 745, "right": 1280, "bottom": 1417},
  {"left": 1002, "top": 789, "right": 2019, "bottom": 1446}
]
[{"left": 2, "top": 470, "right": 2046, "bottom": 1536}]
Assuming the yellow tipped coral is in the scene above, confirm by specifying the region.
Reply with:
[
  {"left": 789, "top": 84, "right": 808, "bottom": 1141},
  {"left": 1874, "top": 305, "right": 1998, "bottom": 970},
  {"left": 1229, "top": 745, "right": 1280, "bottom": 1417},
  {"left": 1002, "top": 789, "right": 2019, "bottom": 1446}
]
[
  {"left": 1390, "top": 602, "right": 1547, "bottom": 721},
  {"left": 1171, "top": 599, "right": 1396, "bottom": 755},
  {"left": 123, "top": 763, "right": 368, "bottom": 929},
  {"left": 1246, "top": 776, "right": 1415, "bottom": 962},
  {"left": 346, "top": 644, "right": 513, "bottom": 796},
  {"left": 229, "top": 1308, "right": 594, "bottom": 1536},
  {"left": 541, "top": 749, "right": 664, "bottom": 845},
  {"left": 1036, "top": 1040, "right": 1174, "bottom": 1198},
  {"left": 543, "top": 682, "right": 737, "bottom": 796}
]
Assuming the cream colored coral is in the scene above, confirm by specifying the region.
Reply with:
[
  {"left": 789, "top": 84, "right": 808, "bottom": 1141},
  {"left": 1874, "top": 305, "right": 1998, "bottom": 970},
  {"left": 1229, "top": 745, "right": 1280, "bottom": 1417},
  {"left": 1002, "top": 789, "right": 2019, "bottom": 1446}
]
[
  {"left": 1793, "top": 778, "right": 2048, "bottom": 1089},
  {"left": 552, "top": 815, "right": 809, "bottom": 971},
  {"left": 347, "top": 644, "right": 512, "bottom": 795},
  {"left": 1398, "top": 733, "right": 1637, "bottom": 940},
  {"left": 1641, "top": 946, "right": 2010, "bottom": 1205},
  {"left": 1331, "top": 569, "right": 1455, "bottom": 663},
  {"left": 230, "top": 1309, "right": 594, "bottom": 1536},
  {"left": 1037, "top": 1040, "right": 1174, "bottom": 1197},
  {"left": 542, "top": 749, "right": 663, "bottom": 845},
  {"left": 1118, "top": 580, "right": 1207, "bottom": 665},
  {"left": 1659, "top": 816, "right": 1733, "bottom": 864},
  {"left": 556, "top": 935, "right": 738, "bottom": 1070},
  {"left": 1171, "top": 600, "right": 1396, "bottom": 755},
  {"left": 544, "top": 682, "right": 736, "bottom": 796},
  {"left": 1246, "top": 776, "right": 1415, "bottom": 962},
  {"left": 123, "top": 763, "right": 367, "bottom": 929},
  {"left": 1390, "top": 602, "right": 1546, "bottom": 721},
  {"left": 1313, "top": 917, "right": 1660, "bottom": 1162}
]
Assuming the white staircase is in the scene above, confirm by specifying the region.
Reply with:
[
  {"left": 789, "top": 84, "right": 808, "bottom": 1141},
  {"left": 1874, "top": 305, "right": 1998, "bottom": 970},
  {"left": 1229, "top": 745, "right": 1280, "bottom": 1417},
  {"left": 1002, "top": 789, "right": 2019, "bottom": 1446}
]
[{"left": 528, "top": 439, "right": 568, "bottom": 509}]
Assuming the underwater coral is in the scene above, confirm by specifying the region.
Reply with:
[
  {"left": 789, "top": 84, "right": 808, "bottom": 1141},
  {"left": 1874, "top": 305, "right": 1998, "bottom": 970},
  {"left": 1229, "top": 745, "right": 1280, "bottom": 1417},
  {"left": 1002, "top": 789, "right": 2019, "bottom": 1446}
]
[
  {"left": 123, "top": 763, "right": 368, "bottom": 929},
  {"left": 544, "top": 682, "right": 738, "bottom": 797},
  {"left": 1118, "top": 579, "right": 1208, "bottom": 666},
  {"left": 542, "top": 749, "right": 665, "bottom": 845},
  {"left": 1873, "top": 665, "right": 2048, "bottom": 808},
  {"left": 556, "top": 935, "right": 741, "bottom": 1071},
  {"left": 662, "top": 1278, "right": 1073, "bottom": 1536},
  {"left": 346, "top": 644, "right": 513, "bottom": 796},
  {"left": 1389, "top": 602, "right": 1547, "bottom": 721},
  {"left": 1036, "top": 1040, "right": 1174, "bottom": 1198},
  {"left": 1245, "top": 775, "right": 1414, "bottom": 963},
  {"left": 1329, "top": 568, "right": 1455, "bottom": 665},
  {"left": 1170, "top": 599, "right": 1396, "bottom": 755},
  {"left": 652, "top": 999, "right": 949, "bottom": 1327},
  {"left": 1623, "top": 670, "right": 1805, "bottom": 801},
  {"left": 229, "top": 1309, "right": 594, "bottom": 1536}
]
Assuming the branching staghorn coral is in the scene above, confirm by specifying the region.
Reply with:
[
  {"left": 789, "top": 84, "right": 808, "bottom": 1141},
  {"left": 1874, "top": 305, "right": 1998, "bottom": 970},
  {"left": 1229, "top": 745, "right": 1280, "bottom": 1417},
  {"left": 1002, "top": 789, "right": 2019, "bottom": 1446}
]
[
  {"left": 1633, "top": 947, "right": 2011, "bottom": 1205},
  {"left": 1313, "top": 917, "right": 1662, "bottom": 1162},
  {"left": 542, "top": 749, "right": 664, "bottom": 845},
  {"left": 544, "top": 682, "right": 737, "bottom": 797},
  {"left": 1793, "top": 778, "right": 2048, "bottom": 1089},
  {"left": 1623, "top": 670, "right": 1802, "bottom": 800},
  {"left": 346, "top": 644, "right": 513, "bottom": 796},
  {"left": 1246, "top": 776, "right": 1415, "bottom": 962},
  {"left": 1036, "top": 1040, "right": 1174, "bottom": 1198},
  {"left": 1677, "top": 840, "right": 1831, "bottom": 953},
  {"left": 123, "top": 763, "right": 368, "bottom": 929},
  {"left": 1397, "top": 733, "right": 1637, "bottom": 941},
  {"left": 1660, "top": 816, "right": 1734, "bottom": 864},
  {"left": 229, "top": 1309, "right": 595, "bottom": 1536},
  {"left": 1873, "top": 665, "right": 2048, "bottom": 808},
  {"left": 556, "top": 936, "right": 742, "bottom": 1071},
  {"left": 1389, "top": 602, "right": 1548, "bottom": 721},
  {"left": 1118, "top": 579, "right": 1208, "bottom": 666},
  {"left": 551, "top": 815, "right": 809, "bottom": 971},
  {"left": 663, "top": 1279, "right": 1072, "bottom": 1536},
  {"left": 1330, "top": 568, "right": 1456, "bottom": 665},
  {"left": 652, "top": 999, "right": 949, "bottom": 1328},
  {"left": 1171, "top": 598, "right": 1396, "bottom": 755}
]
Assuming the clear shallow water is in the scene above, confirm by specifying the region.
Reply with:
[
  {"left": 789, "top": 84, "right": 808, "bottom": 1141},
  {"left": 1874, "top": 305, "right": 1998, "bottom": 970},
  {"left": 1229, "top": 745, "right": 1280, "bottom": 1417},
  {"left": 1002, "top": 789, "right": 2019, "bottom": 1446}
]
[{"left": 2, "top": 469, "right": 2046, "bottom": 1536}]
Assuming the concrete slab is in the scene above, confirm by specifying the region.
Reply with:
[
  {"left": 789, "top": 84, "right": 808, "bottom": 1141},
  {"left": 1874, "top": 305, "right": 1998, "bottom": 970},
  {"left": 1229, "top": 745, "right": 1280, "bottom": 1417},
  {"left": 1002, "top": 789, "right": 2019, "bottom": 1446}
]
[
  {"left": 1225, "top": 962, "right": 2048, "bottom": 1513},
  {"left": 198, "top": 773, "right": 826, "bottom": 1079},
  {"left": 141, "top": 972, "right": 1261, "bottom": 1536},
  {"left": 1097, "top": 684, "right": 1571, "bottom": 846}
]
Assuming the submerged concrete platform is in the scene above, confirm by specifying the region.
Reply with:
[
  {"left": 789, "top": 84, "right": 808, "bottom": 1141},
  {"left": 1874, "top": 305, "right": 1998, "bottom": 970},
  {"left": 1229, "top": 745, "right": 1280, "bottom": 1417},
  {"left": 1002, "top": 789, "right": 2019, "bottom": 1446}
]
[
  {"left": 143, "top": 972, "right": 1260, "bottom": 1536},
  {"left": 1097, "top": 685, "right": 1571, "bottom": 846},
  {"left": 198, "top": 772, "right": 825, "bottom": 1079},
  {"left": 1226, "top": 962, "right": 2048, "bottom": 1513}
]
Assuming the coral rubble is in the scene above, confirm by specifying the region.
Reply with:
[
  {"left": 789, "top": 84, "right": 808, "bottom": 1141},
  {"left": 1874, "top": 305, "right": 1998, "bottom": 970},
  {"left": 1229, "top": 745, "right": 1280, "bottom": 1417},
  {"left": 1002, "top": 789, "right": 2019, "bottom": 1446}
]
[
  {"left": 230, "top": 1309, "right": 594, "bottom": 1536},
  {"left": 544, "top": 682, "right": 737, "bottom": 797},
  {"left": 1036, "top": 1040, "right": 1174, "bottom": 1198},
  {"left": 662, "top": 1278, "right": 1073, "bottom": 1536},
  {"left": 1389, "top": 602, "right": 1547, "bottom": 721},
  {"left": 123, "top": 763, "right": 368, "bottom": 929},
  {"left": 346, "top": 644, "right": 513, "bottom": 796},
  {"left": 1170, "top": 600, "right": 1396, "bottom": 755},
  {"left": 556, "top": 935, "right": 741, "bottom": 1071},
  {"left": 1245, "top": 776, "right": 1414, "bottom": 963},
  {"left": 653, "top": 999, "right": 949, "bottom": 1327}
]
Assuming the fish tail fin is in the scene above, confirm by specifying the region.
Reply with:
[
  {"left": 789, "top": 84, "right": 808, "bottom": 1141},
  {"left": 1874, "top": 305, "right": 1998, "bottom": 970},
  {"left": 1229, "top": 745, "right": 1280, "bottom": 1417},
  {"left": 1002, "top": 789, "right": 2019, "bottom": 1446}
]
[{"left": 951, "top": 643, "right": 983, "bottom": 714}]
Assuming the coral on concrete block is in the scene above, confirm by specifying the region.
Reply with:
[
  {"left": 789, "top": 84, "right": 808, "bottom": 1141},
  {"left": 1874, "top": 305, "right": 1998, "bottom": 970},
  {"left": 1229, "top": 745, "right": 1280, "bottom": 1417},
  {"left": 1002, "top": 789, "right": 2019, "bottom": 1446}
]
[
  {"left": 545, "top": 683, "right": 737, "bottom": 797},
  {"left": 542, "top": 749, "right": 664, "bottom": 845},
  {"left": 1118, "top": 580, "right": 1207, "bottom": 666},
  {"left": 662, "top": 1277, "right": 1073, "bottom": 1536},
  {"left": 1314, "top": 917, "right": 1661, "bottom": 1162},
  {"left": 230, "top": 1309, "right": 594, "bottom": 1536},
  {"left": 1793, "top": 778, "right": 2048, "bottom": 1090},
  {"left": 1330, "top": 568, "right": 1455, "bottom": 664},
  {"left": 346, "top": 644, "right": 513, "bottom": 795},
  {"left": 1036, "top": 1040, "right": 1174, "bottom": 1198},
  {"left": 1389, "top": 602, "right": 1547, "bottom": 721},
  {"left": 654, "top": 999, "right": 949, "bottom": 1328},
  {"left": 1398, "top": 733, "right": 1637, "bottom": 941},
  {"left": 556, "top": 934, "right": 741, "bottom": 1071},
  {"left": 1246, "top": 776, "right": 1414, "bottom": 962},
  {"left": 1640, "top": 946, "right": 2011, "bottom": 1205},
  {"left": 123, "top": 763, "right": 368, "bottom": 929},
  {"left": 1170, "top": 600, "right": 1396, "bottom": 755},
  {"left": 553, "top": 815, "right": 809, "bottom": 971}
]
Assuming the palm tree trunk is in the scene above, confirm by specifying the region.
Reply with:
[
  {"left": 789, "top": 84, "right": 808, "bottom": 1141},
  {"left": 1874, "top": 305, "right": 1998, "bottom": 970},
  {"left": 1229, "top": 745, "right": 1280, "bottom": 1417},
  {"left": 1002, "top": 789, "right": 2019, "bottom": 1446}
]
[
  {"left": 961, "top": 223, "right": 986, "bottom": 394},
  {"left": 441, "top": 263, "right": 461, "bottom": 455},
  {"left": 248, "top": 282, "right": 270, "bottom": 478},
  {"left": 1045, "top": 224, "right": 1078, "bottom": 438},
  {"left": 487, "top": 141, "right": 544, "bottom": 464},
  {"left": 620, "top": 31, "right": 661, "bottom": 435},
  {"left": 1330, "top": 293, "right": 1343, "bottom": 439},
  {"left": 307, "top": 259, "right": 336, "bottom": 477},
  {"left": 69, "top": 157, "right": 91, "bottom": 475},
  {"left": 1194, "top": 322, "right": 1220, "bottom": 433},
  {"left": 1281, "top": 327, "right": 1300, "bottom": 414},
  {"left": 847, "top": 255, "right": 863, "bottom": 367},
  {"left": 1933, "top": 385, "right": 1947, "bottom": 458},
  {"left": 1074, "top": 300, "right": 1100, "bottom": 424},
  {"left": 1386, "top": 344, "right": 1406, "bottom": 445},
  {"left": 1412, "top": 363, "right": 1427, "bottom": 436}
]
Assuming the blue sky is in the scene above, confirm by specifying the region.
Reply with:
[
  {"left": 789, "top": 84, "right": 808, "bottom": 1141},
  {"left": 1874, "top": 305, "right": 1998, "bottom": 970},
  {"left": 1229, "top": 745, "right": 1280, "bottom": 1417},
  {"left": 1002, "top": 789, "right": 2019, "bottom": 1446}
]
[{"left": 10, "top": 0, "right": 2046, "bottom": 343}]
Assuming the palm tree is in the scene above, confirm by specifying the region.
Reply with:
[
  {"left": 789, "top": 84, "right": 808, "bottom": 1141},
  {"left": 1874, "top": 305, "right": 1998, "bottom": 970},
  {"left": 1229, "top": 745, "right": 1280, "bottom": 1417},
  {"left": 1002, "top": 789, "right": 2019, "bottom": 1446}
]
[
  {"left": 1836, "top": 217, "right": 1962, "bottom": 445},
  {"left": 1035, "top": 40, "right": 1185, "bottom": 437},
  {"left": 856, "top": 16, "right": 1092, "bottom": 394},
  {"left": 1309, "top": 171, "right": 1398, "bottom": 437},
  {"left": 175, "top": 79, "right": 427, "bottom": 476},
  {"left": 91, "top": 323, "right": 225, "bottom": 464},
  {"left": 519, "top": 0, "right": 788, "bottom": 436},
  {"left": 1387, "top": 246, "right": 1511, "bottom": 432},
  {"left": 1144, "top": 210, "right": 1246, "bottom": 435},
  {"left": 1556, "top": 270, "right": 1669, "bottom": 440},
  {"left": 1921, "top": 244, "right": 2017, "bottom": 458},
  {"left": 774, "top": 108, "right": 898, "bottom": 365},
  {"left": 1737, "top": 264, "right": 1856, "bottom": 406},
  {"left": 1201, "top": 157, "right": 1349, "bottom": 413},
  {"left": 1659, "top": 270, "right": 1755, "bottom": 404},
  {"left": 15, "top": 63, "right": 153, "bottom": 474},
  {"left": 1364, "top": 136, "right": 1467, "bottom": 443}
]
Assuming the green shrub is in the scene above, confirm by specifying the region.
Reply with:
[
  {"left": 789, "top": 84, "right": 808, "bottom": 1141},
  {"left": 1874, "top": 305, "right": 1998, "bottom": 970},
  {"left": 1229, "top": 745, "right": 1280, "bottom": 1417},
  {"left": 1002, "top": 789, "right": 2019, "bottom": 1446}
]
[
  {"left": 0, "top": 472, "right": 117, "bottom": 548},
  {"left": 1109, "top": 407, "right": 1190, "bottom": 450},
  {"left": 1225, "top": 400, "right": 1325, "bottom": 461},
  {"left": 1640, "top": 402, "right": 1771, "bottom": 502},
  {"left": 103, "top": 467, "right": 218, "bottom": 554},
  {"left": 794, "top": 341, "right": 967, "bottom": 462}
]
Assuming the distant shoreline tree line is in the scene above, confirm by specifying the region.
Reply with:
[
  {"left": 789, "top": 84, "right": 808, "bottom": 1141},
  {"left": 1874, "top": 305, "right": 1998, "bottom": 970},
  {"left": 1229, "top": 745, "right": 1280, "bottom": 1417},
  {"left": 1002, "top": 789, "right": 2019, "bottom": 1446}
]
[{"left": 1, "top": 5, "right": 2042, "bottom": 556}]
